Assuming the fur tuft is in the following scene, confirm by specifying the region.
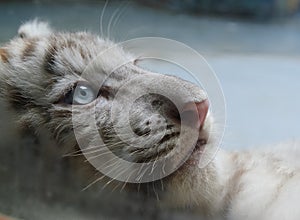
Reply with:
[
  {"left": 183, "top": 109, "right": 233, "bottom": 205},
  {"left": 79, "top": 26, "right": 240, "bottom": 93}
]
[{"left": 18, "top": 19, "right": 53, "bottom": 39}]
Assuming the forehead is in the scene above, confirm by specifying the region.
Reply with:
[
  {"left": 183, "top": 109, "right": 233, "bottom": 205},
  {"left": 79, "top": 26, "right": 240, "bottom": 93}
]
[
  {"left": 6, "top": 32, "right": 131, "bottom": 77},
  {"left": 45, "top": 33, "right": 138, "bottom": 88},
  {"left": 44, "top": 33, "right": 118, "bottom": 76},
  {"left": 1, "top": 32, "right": 137, "bottom": 104}
]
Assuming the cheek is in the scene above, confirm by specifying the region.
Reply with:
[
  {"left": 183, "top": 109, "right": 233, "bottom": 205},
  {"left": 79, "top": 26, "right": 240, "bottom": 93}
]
[
  {"left": 95, "top": 97, "right": 110, "bottom": 111},
  {"left": 49, "top": 116, "right": 75, "bottom": 146},
  {"left": 94, "top": 99, "right": 112, "bottom": 128}
]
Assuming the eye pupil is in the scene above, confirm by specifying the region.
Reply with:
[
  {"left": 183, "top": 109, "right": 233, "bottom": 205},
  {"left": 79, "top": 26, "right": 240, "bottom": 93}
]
[{"left": 80, "top": 90, "right": 87, "bottom": 96}]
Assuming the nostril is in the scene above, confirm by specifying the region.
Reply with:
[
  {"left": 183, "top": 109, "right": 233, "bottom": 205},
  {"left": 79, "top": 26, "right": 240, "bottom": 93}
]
[
  {"left": 168, "top": 108, "right": 181, "bottom": 123},
  {"left": 180, "top": 99, "right": 209, "bottom": 129},
  {"left": 151, "top": 100, "right": 163, "bottom": 107}
]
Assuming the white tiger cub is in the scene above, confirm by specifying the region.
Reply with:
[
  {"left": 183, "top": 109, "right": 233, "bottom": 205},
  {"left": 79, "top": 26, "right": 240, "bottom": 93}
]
[{"left": 0, "top": 20, "right": 299, "bottom": 220}]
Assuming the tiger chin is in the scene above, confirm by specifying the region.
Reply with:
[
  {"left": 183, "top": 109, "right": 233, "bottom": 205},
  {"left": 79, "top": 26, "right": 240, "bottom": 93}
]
[{"left": 0, "top": 20, "right": 300, "bottom": 220}]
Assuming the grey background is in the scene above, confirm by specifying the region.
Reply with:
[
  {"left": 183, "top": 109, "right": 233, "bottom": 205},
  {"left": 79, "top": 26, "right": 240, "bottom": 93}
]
[{"left": 0, "top": 1, "right": 300, "bottom": 219}]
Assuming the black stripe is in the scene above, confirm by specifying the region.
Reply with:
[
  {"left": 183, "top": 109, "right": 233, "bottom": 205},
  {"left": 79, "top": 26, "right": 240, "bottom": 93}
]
[
  {"left": 7, "top": 85, "right": 36, "bottom": 111},
  {"left": 44, "top": 45, "right": 58, "bottom": 75}
]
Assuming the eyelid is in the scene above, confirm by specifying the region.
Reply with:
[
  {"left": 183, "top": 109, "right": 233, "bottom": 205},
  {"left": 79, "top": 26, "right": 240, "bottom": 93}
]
[
  {"left": 78, "top": 81, "right": 101, "bottom": 93},
  {"left": 76, "top": 81, "right": 91, "bottom": 89}
]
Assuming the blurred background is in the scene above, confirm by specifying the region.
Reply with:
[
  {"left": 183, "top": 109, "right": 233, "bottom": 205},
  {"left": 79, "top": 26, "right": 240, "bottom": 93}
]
[{"left": 0, "top": 0, "right": 300, "bottom": 219}]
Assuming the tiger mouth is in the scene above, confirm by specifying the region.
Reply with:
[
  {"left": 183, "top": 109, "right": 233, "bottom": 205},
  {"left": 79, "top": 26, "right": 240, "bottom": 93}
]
[
  {"left": 181, "top": 137, "right": 207, "bottom": 167},
  {"left": 132, "top": 132, "right": 207, "bottom": 164},
  {"left": 133, "top": 131, "right": 179, "bottom": 163}
]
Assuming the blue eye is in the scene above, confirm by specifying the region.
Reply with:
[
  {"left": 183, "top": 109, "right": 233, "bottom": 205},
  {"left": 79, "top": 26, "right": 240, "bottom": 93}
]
[
  {"left": 63, "top": 82, "right": 97, "bottom": 105},
  {"left": 73, "top": 84, "right": 96, "bottom": 104}
]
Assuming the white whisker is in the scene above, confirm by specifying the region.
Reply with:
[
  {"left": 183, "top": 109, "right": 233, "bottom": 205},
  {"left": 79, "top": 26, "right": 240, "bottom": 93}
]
[
  {"left": 107, "top": 1, "right": 123, "bottom": 40},
  {"left": 153, "top": 182, "right": 160, "bottom": 201},
  {"left": 100, "top": 0, "right": 108, "bottom": 38}
]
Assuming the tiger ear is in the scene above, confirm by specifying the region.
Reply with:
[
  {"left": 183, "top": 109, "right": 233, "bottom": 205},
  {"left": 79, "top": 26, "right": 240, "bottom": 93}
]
[{"left": 0, "top": 48, "right": 9, "bottom": 63}]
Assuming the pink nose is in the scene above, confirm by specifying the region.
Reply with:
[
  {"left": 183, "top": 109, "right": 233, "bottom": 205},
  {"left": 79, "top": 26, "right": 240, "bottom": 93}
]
[{"left": 180, "top": 100, "right": 209, "bottom": 129}]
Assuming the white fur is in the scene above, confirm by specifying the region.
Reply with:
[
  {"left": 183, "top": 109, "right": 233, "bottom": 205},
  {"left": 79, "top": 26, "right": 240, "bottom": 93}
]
[
  {"left": 18, "top": 19, "right": 52, "bottom": 38},
  {"left": 170, "top": 141, "right": 300, "bottom": 220},
  {"left": 225, "top": 141, "right": 300, "bottom": 220}
]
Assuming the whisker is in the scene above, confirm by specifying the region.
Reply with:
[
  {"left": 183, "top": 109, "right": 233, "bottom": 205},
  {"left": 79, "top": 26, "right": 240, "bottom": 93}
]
[
  {"left": 82, "top": 175, "right": 105, "bottom": 191},
  {"left": 107, "top": 1, "right": 123, "bottom": 40},
  {"left": 120, "top": 169, "right": 136, "bottom": 192},
  {"left": 84, "top": 150, "right": 112, "bottom": 162},
  {"left": 95, "top": 156, "right": 119, "bottom": 173},
  {"left": 160, "top": 179, "right": 164, "bottom": 191},
  {"left": 102, "top": 164, "right": 130, "bottom": 190},
  {"left": 149, "top": 155, "right": 159, "bottom": 175},
  {"left": 64, "top": 147, "right": 106, "bottom": 157},
  {"left": 100, "top": 0, "right": 108, "bottom": 38},
  {"left": 162, "top": 157, "right": 167, "bottom": 175},
  {"left": 111, "top": 182, "right": 121, "bottom": 192},
  {"left": 82, "top": 159, "right": 121, "bottom": 191},
  {"left": 97, "top": 156, "right": 120, "bottom": 170},
  {"left": 153, "top": 181, "right": 160, "bottom": 201},
  {"left": 64, "top": 134, "right": 147, "bottom": 157},
  {"left": 63, "top": 145, "right": 102, "bottom": 156},
  {"left": 111, "top": 1, "right": 130, "bottom": 41},
  {"left": 136, "top": 165, "right": 150, "bottom": 182}
]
